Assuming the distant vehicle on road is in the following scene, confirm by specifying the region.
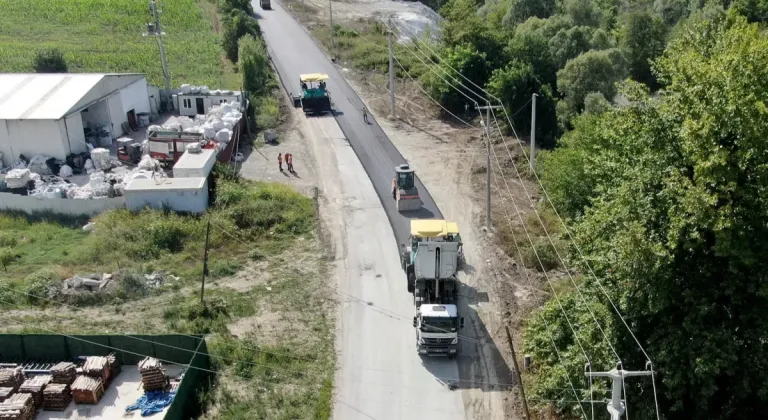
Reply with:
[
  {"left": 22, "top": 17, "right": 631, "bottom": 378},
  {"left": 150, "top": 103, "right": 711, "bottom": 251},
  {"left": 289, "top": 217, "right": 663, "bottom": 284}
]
[{"left": 261, "top": 0, "right": 271, "bottom": 10}]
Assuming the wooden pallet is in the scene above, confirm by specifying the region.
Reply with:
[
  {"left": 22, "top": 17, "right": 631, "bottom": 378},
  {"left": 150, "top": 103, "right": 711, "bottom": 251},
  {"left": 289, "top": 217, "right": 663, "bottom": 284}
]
[
  {"left": 18, "top": 375, "right": 51, "bottom": 408},
  {"left": 42, "top": 384, "right": 71, "bottom": 411},
  {"left": 71, "top": 376, "right": 104, "bottom": 405}
]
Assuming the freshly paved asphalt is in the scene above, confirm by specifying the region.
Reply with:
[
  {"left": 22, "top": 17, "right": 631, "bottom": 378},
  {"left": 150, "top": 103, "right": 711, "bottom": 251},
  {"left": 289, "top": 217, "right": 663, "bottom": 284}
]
[{"left": 254, "top": 0, "right": 443, "bottom": 247}]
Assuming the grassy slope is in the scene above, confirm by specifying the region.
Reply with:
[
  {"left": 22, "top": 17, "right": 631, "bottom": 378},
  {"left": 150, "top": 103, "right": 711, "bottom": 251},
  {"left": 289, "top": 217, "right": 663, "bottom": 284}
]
[{"left": 0, "top": 0, "right": 239, "bottom": 88}]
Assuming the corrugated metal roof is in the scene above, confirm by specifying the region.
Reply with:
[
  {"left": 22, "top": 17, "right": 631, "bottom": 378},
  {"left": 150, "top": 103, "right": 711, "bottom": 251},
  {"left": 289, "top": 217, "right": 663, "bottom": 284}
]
[
  {"left": 125, "top": 177, "right": 206, "bottom": 191},
  {"left": 173, "top": 149, "right": 217, "bottom": 170},
  {"left": 0, "top": 73, "right": 144, "bottom": 120}
]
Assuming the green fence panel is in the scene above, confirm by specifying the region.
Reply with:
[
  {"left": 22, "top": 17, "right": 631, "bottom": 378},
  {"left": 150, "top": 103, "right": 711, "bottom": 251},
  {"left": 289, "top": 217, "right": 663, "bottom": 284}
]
[
  {"left": 147, "top": 335, "right": 202, "bottom": 364},
  {"left": 109, "top": 335, "right": 157, "bottom": 365},
  {"left": 69, "top": 335, "right": 111, "bottom": 360},
  {"left": 165, "top": 337, "right": 210, "bottom": 420},
  {"left": 0, "top": 335, "right": 24, "bottom": 361},
  {"left": 23, "top": 335, "right": 68, "bottom": 361}
]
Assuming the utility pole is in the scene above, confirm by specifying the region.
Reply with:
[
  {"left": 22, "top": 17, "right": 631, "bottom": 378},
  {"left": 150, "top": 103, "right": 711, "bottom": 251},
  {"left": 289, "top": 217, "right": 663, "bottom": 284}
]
[
  {"left": 530, "top": 93, "right": 537, "bottom": 172},
  {"left": 145, "top": 1, "right": 171, "bottom": 109},
  {"left": 476, "top": 103, "right": 503, "bottom": 227},
  {"left": 505, "top": 326, "right": 531, "bottom": 420},
  {"left": 585, "top": 362, "right": 654, "bottom": 420},
  {"left": 387, "top": 18, "right": 396, "bottom": 117},
  {"left": 200, "top": 220, "right": 211, "bottom": 305}
]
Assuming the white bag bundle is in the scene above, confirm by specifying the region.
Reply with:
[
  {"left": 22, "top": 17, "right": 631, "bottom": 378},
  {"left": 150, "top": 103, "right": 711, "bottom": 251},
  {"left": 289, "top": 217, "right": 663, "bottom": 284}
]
[
  {"left": 200, "top": 86, "right": 210, "bottom": 94},
  {"left": 202, "top": 124, "right": 216, "bottom": 139},
  {"left": 179, "top": 117, "right": 196, "bottom": 130},
  {"left": 59, "top": 165, "right": 73, "bottom": 178},
  {"left": 220, "top": 104, "right": 233, "bottom": 114},
  {"left": 211, "top": 119, "right": 224, "bottom": 131},
  {"left": 28, "top": 155, "right": 52, "bottom": 175},
  {"left": 138, "top": 155, "right": 160, "bottom": 172},
  {"left": 90, "top": 148, "right": 111, "bottom": 171},
  {"left": 5, "top": 168, "right": 31, "bottom": 189},
  {"left": 180, "top": 84, "right": 192, "bottom": 94},
  {"left": 215, "top": 129, "right": 232, "bottom": 143}
]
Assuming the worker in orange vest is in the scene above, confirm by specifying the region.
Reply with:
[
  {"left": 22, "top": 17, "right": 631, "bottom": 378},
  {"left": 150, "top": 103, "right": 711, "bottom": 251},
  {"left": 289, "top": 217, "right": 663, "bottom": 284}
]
[
  {"left": 286, "top": 153, "right": 294, "bottom": 172},
  {"left": 277, "top": 153, "right": 283, "bottom": 171}
]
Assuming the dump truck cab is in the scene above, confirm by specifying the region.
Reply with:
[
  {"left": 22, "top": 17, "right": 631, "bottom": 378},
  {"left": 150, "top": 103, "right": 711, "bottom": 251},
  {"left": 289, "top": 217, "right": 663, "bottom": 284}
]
[
  {"left": 413, "top": 304, "right": 464, "bottom": 358},
  {"left": 391, "top": 164, "right": 421, "bottom": 212},
  {"left": 293, "top": 73, "right": 332, "bottom": 114}
]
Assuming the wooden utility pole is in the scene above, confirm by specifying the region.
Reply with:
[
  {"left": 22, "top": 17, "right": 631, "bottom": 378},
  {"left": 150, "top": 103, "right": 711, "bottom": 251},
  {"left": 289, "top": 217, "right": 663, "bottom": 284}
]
[
  {"left": 475, "top": 103, "right": 504, "bottom": 227},
  {"left": 387, "top": 18, "right": 396, "bottom": 117},
  {"left": 200, "top": 220, "right": 211, "bottom": 305},
  {"left": 506, "top": 326, "right": 531, "bottom": 420}
]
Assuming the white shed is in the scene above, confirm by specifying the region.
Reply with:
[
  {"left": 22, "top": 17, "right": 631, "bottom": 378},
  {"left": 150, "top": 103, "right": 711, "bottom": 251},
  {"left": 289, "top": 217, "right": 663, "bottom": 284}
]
[
  {"left": 125, "top": 177, "right": 209, "bottom": 213},
  {"left": 174, "top": 90, "right": 243, "bottom": 117},
  {"left": 0, "top": 73, "right": 152, "bottom": 167},
  {"left": 172, "top": 148, "right": 217, "bottom": 178}
]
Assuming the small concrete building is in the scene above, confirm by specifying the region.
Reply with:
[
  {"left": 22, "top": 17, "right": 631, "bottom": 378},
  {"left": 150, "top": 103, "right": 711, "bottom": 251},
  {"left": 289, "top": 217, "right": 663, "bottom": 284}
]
[
  {"left": 174, "top": 90, "right": 243, "bottom": 117},
  {"left": 0, "top": 73, "right": 152, "bottom": 167},
  {"left": 125, "top": 177, "right": 209, "bottom": 213},
  {"left": 172, "top": 148, "right": 217, "bottom": 178}
]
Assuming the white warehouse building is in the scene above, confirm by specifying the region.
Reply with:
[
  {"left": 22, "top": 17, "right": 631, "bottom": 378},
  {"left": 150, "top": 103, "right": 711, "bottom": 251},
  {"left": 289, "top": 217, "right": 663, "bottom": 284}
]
[{"left": 0, "top": 73, "right": 153, "bottom": 167}]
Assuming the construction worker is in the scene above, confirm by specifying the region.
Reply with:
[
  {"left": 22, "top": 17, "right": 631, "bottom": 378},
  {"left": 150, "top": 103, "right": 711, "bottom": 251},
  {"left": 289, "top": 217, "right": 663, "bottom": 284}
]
[
  {"left": 277, "top": 152, "right": 283, "bottom": 171},
  {"left": 286, "top": 153, "right": 294, "bottom": 172},
  {"left": 362, "top": 106, "right": 369, "bottom": 123}
]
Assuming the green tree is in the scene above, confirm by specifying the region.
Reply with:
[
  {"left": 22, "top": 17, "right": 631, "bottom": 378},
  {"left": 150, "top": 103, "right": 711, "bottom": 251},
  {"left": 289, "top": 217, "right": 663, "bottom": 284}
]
[
  {"left": 440, "top": 0, "right": 501, "bottom": 57},
  {"left": 619, "top": 11, "right": 667, "bottom": 89},
  {"left": 422, "top": 44, "right": 491, "bottom": 114},
  {"left": 556, "top": 48, "right": 627, "bottom": 112},
  {"left": 654, "top": 0, "right": 690, "bottom": 25},
  {"left": 0, "top": 248, "right": 16, "bottom": 272},
  {"left": 33, "top": 48, "right": 67, "bottom": 73},
  {"left": 532, "top": 15, "right": 768, "bottom": 419},
  {"left": 502, "top": 0, "right": 557, "bottom": 26},
  {"left": 583, "top": 91, "right": 611, "bottom": 114},
  {"left": 222, "top": 9, "right": 261, "bottom": 62},
  {"left": 505, "top": 31, "right": 557, "bottom": 87},
  {"left": 486, "top": 61, "right": 558, "bottom": 146},
  {"left": 730, "top": 0, "right": 768, "bottom": 22},
  {"left": 219, "top": 0, "right": 254, "bottom": 15},
  {"left": 548, "top": 26, "right": 595, "bottom": 69},
  {"left": 564, "top": 0, "right": 604, "bottom": 27},
  {"left": 238, "top": 34, "right": 271, "bottom": 98}
]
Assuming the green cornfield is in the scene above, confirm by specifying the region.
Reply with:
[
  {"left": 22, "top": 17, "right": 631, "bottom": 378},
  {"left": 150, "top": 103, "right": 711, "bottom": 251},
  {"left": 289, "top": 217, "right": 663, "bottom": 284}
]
[{"left": 0, "top": 0, "right": 239, "bottom": 88}]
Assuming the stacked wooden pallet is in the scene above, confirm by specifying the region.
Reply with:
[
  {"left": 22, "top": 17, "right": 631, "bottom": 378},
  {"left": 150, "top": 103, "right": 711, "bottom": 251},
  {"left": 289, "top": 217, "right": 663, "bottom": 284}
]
[
  {"left": 42, "top": 384, "right": 70, "bottom": 411},
  {"left": 83, "top": 356, "right": 110, "bottom": 385},
  {"left": 138, "top": 357, "right": 167, "bottom": 391},
  {"left": 0, "top": 369, "right": 24, "bottom": 392},
  {"left": 70, "top": 376, "right": 104, "bottom": 405},
  {"left": 0, "top": 389, "right": 13, "bottom": 404},
  {"left": 50, "top": 362, "right": 77, "bottom": 385},
  {"left": 0, "top": 393, "right": 35, "bottom": 420},
  {"left": 18, "top": 375, "right": 51, "bottom": 408}
]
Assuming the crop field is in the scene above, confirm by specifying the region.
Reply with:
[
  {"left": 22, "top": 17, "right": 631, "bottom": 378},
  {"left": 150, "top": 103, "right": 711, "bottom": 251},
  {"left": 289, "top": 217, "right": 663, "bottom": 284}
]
[{"left": 0, "top": 0, "right": 239, "bottom": 88}]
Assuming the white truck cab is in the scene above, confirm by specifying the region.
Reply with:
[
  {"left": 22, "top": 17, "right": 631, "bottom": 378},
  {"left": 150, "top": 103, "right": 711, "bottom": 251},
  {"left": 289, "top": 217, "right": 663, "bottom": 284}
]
[{"left": 413, "top": 304, "right": 465, "bottom": 358}]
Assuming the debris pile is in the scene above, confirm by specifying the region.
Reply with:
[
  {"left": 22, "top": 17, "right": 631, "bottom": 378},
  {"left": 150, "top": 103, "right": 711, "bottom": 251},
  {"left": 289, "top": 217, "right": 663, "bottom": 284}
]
[
  {"left": 42, "top": 383, "right": 70, "bottom": 411},
  {"left": 51, "top": 362, "right": 77, "bottom": 385},
  {"left": 84, "top": 123, "right": 113, "bottom": 148},
  {"left": 138, "top": 358, "right": 167, "bottom": 392},
  {"left": 0, "top": 393, "right": 35, "bottom": 420},
  {"left": 144, "top": 271, "right": 179, "bottom": 288},
  {"left": 70, "top": 375, "right": 104, "bottom": 405},
  {"left": 18, "top": 375, "right": 51, "bottom": 408},
  {"left": 63, "top": 273, "right": 111, "bottom": 293},
  {"left": 0, "top": 369, "right": 25, "bottom": 392}
]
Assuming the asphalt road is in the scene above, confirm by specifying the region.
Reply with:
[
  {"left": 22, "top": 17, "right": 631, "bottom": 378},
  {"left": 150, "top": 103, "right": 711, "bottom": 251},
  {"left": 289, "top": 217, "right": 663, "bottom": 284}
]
[
  {"left": 304, "top": 116, "right": 465, "bottom": 420},
  {"left": 254, "top": 0, "right": 443, "bottom": 247}
]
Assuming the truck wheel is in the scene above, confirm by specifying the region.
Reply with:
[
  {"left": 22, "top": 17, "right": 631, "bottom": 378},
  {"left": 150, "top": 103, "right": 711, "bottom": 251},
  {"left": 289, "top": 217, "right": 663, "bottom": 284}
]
[
  {"left": 448, "top": 354, "right": 455, "bottom": 360},
  {"left": 407, "top": 274, "right": 415, "bottom": 294}
]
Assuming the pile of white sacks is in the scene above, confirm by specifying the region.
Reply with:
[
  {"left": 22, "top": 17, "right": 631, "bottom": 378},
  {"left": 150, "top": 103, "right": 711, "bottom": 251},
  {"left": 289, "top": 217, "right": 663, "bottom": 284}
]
[
  {"left": 148, "top": 102, "right": 242, "bottom": 150},
  {"left": 6, "top": 153, "right": 163, "bottom": 200}
]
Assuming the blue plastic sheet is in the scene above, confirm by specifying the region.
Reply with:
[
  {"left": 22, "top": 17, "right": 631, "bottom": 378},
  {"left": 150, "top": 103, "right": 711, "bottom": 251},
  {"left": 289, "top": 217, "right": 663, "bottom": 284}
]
[{"left": 126, "top": 391, "right": 177, "bottom": 416}]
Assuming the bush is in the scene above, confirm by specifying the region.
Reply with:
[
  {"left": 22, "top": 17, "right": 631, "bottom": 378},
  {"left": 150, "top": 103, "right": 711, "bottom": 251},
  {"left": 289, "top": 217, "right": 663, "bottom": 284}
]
[
  {"left": 222, "top": 9, "right": 261, "bottom": 62},
  {"left": 519, "top": 238, "right": 561, "bottom": 271},
  {"left": 148, "top": 219, "right": 188, "bottom": 253},
  {"left": 33, "top": 48, "right": 68, "bottom": 73},
  {"left": 0, "top": 247, "right": 17, "bottom": 272},
  {"left": 0, "top": 233, "right": 17, "bottom": 248},
  {"left": 255, "top": 95, "right": 280, "bottom": 129},
  {"left": 23, "top": 268, "right": 61, "bottom": 305}
]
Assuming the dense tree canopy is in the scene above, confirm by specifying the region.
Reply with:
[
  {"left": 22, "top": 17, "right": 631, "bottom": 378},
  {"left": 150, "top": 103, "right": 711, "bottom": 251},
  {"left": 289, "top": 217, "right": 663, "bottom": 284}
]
[
  {"left": 531, "top": 14, "right": 768, "bottom": 419},
  {"left": 556, "top": 48, "right": 627, "bottom": 111}
]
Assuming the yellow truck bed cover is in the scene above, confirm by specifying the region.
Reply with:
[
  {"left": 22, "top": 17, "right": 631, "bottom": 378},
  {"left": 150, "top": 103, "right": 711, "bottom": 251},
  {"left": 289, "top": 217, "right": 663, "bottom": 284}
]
[{"left": 410, "top": 220, "right": 460, "bottom": 237}]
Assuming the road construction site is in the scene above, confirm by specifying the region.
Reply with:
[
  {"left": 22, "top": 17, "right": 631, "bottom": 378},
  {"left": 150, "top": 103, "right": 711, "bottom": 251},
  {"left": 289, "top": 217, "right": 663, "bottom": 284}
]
[{"left": 250, "top": 0, "right": 517, "bottom": 418}]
